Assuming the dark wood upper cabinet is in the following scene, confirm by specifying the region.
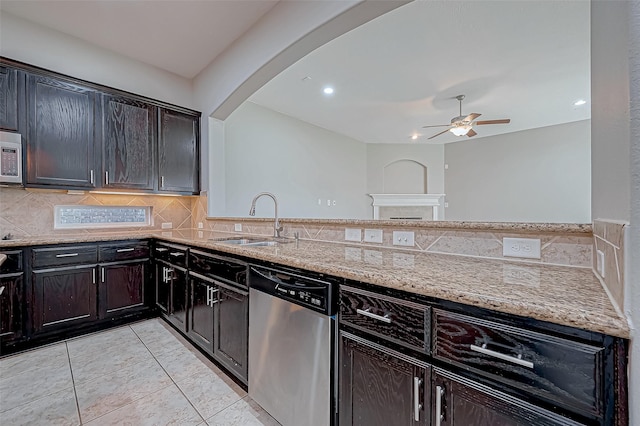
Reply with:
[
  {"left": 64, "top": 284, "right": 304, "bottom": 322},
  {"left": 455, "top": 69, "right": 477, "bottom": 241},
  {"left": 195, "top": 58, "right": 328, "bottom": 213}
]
[
  {"left": 0, "top": 66, "right": 19, "bottom": 132},
  {"left": 158, "top": 108, "right": 199, "bottom": 194},
  {"left": 26, "top": 74, "right": 99, "bottom": 188},
  {"left": 102, "top": 95, "right": 156, "bottom": 190}
]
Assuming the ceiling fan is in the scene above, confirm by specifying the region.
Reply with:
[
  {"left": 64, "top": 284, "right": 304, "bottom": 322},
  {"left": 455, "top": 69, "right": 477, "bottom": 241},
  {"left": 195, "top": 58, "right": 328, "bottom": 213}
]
[{"left": 422, "top": 95, "right": 511, "bottom": 140}]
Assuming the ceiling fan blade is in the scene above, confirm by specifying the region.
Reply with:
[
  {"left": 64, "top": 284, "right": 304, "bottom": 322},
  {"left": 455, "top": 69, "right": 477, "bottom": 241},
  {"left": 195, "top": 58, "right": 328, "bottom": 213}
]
[
  {"left": 466, "top": 129, "right": 477, "bottom": 137},
  {"left": 475, "top": 119, "right": 511, "bottom": 125},
  {"left": 463, "top": 113, "right": 481, "bottom": 122},
  {"left": 428, "top": 128, "right": 451, "bottom": 140},
  {"left": 422, "top": 124, "right": 450, "bottom": 128}
]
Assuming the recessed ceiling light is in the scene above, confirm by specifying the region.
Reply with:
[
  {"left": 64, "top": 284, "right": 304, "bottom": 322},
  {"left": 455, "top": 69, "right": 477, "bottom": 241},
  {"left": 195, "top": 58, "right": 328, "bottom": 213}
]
[
  {"left": 411, "top": 134, "right": 418, "bottom": 140},
  {"left": 323, "top": 87, "right": 334, "bottom": 95},
  {"left": 573, "top": 99, "right": 587, "bottom": 106}
]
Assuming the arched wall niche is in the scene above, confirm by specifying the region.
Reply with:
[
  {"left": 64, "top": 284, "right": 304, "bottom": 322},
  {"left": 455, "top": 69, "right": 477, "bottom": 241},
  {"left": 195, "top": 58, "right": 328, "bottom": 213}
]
[{"left": 382, "top": 159, "right": 428, "bottom": 194}]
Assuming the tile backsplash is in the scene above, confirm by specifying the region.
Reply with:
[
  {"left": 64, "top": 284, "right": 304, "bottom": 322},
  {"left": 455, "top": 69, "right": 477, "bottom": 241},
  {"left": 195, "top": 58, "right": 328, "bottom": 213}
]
[
  {"left": 593, "top": 219, "right": 627, "bottom": 311},
  {"left": 0, "top": 187, "right": 197, "bottom": 238},
  {"left": 203, "top": 217, "right": 594, "bottom": 268},
  {"left": 0, "top": 186, "right": 594, "bottom": 271}
]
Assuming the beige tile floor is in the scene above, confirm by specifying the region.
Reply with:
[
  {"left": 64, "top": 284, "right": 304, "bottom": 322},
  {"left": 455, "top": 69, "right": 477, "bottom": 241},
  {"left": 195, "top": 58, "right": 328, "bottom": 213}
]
[{"left": 0, "top": 319, "right": 280, "bottom": 426}]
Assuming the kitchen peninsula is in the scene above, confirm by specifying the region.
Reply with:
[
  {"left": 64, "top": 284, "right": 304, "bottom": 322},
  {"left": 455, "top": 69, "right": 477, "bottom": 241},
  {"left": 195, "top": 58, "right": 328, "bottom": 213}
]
[{"left": 0, "top": 222, "right": 629, "bottom": 426}]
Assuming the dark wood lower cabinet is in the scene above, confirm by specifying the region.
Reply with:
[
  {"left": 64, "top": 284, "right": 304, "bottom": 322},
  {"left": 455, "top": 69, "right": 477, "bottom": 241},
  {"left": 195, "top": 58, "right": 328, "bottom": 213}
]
[
  {"left": 340, "top": 332, "right": 431, "bottom": 426},
  {"left": 32, "top": 266, "right": 97, "bottom": 333},
  {"left": 155, "top": 260, "right": 187, "bottom": 332},
  {"left": 99, "top": 261, "right": 146, "bottom": 318},
  {"left": 432, "top": 369, "right": 586, "bottom": 426},
  {"left": 188, "top": 273, "right": 215, "bottom": 354},
  {"left": 0, "top": 273, "right": 23, "bottom": 343},
  {"left": 214, "top": 284, "right": 248, "bottom": 383}
]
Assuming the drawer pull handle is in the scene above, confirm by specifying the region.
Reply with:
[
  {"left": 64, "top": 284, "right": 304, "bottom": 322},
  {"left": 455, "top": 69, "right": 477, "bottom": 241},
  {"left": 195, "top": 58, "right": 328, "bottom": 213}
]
[
  {"left": 356, "top": 308, "right": 391, "bottom": 323},
  {"left": 413, "top": 377, "right": 423, "bottom": 421},
  {"left": 435, "top": 385, "right": 444, "bottom": 426},
  {"left": 116, "top": 248, "right": 135, "bottom": 253},
  {"left": 156, "top": 248, "right": 169, "bottom": 252},
  {"left": 470, "top": 343, "right": 534, "bottom": 369},
  {"left": 169, "top": 252, "right": 185, "bottom": 257},
  {"left": 56, "top": 253, "right": 78, "bottom": 258}
]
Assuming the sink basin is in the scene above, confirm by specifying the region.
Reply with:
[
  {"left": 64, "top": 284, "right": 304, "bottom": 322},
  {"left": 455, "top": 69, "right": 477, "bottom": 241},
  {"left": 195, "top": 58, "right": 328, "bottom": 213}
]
[{"left": 210, "top": 236, "right": 293, "bottom": 247}]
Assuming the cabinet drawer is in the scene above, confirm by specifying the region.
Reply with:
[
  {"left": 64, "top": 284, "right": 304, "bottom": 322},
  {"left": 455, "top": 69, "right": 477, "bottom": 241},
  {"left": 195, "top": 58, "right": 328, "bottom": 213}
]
[
  {"left": 0, "top": 249, "right": 23, "bottom": 274},
  {"left": 432, "top": 309, "right": 604, "bottom": 417},
  {"left": 189, "top": 249, "right": 247, "bottom": 287},
  {"left": 340, "top": 285, "right": 429, "bottom": 352},
  {"left": 99, "top": 241, "right": 149, "bottom": 262},
  {"left": 153, "top": 242, "right": 187, "bottom": 267},
  {"left": 32, "top": 245, "right": 97, "bottom": 268}
]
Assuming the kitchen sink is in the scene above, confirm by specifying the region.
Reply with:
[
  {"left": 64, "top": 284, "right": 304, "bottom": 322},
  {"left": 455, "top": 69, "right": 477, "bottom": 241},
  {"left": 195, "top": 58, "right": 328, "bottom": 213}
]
[{"left": 210, "top": 236, "right": 292, "bottom": 246}]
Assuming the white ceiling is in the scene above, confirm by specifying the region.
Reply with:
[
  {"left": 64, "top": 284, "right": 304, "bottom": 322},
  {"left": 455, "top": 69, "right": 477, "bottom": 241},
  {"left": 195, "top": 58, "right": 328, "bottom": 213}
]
[
  {"left": 0, "top": 0, "right": 591, "bottom": 144},
  {"left": 0, "top": 0, "right": 279, "bottom": 79},
  {"left": 249, "top": 0, "right": 591, "bottom": 144}
]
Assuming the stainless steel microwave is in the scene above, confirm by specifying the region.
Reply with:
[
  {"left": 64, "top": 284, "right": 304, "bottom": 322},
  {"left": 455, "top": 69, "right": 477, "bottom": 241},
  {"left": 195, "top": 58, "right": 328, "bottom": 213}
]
[{"left": 0, "top": 131, "right": 23, "bottom": 184}]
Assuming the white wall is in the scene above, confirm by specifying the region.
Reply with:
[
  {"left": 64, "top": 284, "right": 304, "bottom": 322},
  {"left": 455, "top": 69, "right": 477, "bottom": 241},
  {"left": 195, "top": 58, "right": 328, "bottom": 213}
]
[
  {"left": 444, "top": 120, "right": 591, "bottom": 223},
  {"left": 591, "top": 1, "right": 631, "bottom": 222},
  {"left": 591, "top": 2, "right": 637, "bottom": 424},
  {"left": 0, "top": 12, "right": 194, "bottom": 108},
  {"left": 224, "top": 102, "right": 368, "bottom": 219},
  {"left": 366, "top": 144, "right": 444, "bottom": 194},
  {"left": 628, "top": 1, "right": 640, "bottom": 423}
]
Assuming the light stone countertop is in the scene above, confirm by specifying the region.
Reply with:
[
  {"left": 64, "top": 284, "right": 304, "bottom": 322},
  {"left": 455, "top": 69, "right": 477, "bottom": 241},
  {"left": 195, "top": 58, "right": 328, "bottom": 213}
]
[{"left": 0, "top": 229, "right": 629, "bottom": 339}]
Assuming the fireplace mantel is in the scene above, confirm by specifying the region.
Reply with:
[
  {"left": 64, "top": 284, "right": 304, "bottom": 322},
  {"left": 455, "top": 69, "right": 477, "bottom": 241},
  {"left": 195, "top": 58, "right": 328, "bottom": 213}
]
[{"left": 368, "top": 193, "right": 446, "bottom": 220}]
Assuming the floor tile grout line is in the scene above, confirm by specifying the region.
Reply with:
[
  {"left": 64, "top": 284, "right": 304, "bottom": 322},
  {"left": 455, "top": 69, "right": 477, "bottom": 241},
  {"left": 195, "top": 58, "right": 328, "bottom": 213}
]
[
  {"left": 65, "top": 341, "right": 84, "bottom": 425},
  {"left": 74, "top": 324, "right": 178, "bottom": 425},
  {"left": 130, "top": 322, "right": 208, "bottom": 424}
]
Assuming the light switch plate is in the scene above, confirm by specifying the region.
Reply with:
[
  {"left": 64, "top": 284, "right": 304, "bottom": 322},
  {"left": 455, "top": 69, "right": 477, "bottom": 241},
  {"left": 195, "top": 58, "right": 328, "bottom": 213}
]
[
  {"left": 392, "top": 231, "right": 415, "bottom": 246},
  {"left": 234, "top": 223, "right": 242, "bottom": 232},
  {"left": 364, "top": 229, "right": 383, "bottom": 243},
  {"left": 345, "top": 228, "right": 362, "bottom": 242},
  {"left": 502, "top": 238, "right": 541, "bottom": 259},
  {"left": 161, "top": 222, "right": 173, "bottom": 229}
]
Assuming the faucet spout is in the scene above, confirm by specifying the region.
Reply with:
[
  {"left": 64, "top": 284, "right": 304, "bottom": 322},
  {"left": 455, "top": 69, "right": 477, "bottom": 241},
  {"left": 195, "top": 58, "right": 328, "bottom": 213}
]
[{"left": 249, "top": 192, "right": 283, "bottom": 238}]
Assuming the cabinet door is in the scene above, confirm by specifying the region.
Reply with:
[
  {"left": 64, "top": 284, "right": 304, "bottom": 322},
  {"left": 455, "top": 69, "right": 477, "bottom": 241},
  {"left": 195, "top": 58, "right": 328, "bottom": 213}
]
[
  {"left": 340, "top": 333, "right": 430, "bottom": 426},
  {"left": 102, "top": 95, "right": 155, "bottom": 190},
  {"left": 187, "top": 275, "right": 215, "bottom": 355},
  {"left": 0, "top": 65, "right": 19, "bottom": 131},
  {"left": 155, "top": 262, "right": 170, "bottom": 315},
  {"left": 215, "top": 285, "right": 248, "bottom": 382},
  {"left": 0, "top": 273, "right": 23, "bottom": 342},
  {"left": 168, "top": 266, "right": 188, "bottom": 332},
  {"left": 432, "top": 370, "right": 585, "bottom": 426},
  {"left": 158, "top": 108, "right": 199, "bottom": 194},
  {"left": 32, "top": 266, "right": 97, "bottom": 333},
  {"left": 99, "top": 261, "right": 146, "bottom": 318},
  {"left": 27, "top": 74, "right": 98, "bottom": 188}
]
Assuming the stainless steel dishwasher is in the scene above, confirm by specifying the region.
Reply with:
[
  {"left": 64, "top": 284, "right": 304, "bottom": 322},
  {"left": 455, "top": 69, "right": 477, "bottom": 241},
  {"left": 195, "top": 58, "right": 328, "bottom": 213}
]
[{"left": 248, "top": 264, "right": 338, "bottom": 426}]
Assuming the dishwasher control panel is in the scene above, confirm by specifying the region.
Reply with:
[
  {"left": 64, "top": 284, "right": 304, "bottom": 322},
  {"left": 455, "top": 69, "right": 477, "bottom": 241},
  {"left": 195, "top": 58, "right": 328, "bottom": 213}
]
[{"left": 249, "top": 265, "right": 336, "bottom": 315}]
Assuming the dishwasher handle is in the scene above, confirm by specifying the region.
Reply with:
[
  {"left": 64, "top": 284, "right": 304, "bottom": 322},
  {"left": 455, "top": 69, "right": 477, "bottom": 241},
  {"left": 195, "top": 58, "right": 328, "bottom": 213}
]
[{"left": 251, "top": 267, "right": 327, "bottom": 291}]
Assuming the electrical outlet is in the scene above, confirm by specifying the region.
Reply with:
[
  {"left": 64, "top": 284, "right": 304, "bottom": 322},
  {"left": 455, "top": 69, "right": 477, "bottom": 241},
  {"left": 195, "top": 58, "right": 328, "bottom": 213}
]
[
  {"left": 596, "top": 249, "right": 605, "bottom": 277},
  {"left": 364, "top": 229, "right": 383, "bottom": 243},
  {"left": 345, "top": 228, "right": 362, "bottom": 242},
  {"left": 502, "top": 238, "right": 541, "bottom": 259},
  {"left": 161, "top": 222, "right": 173, "bottom": 229},
  {"left": 234, "top": 223, "right": 242, "bottom": 232},
  {"left": 392, "top": 231, "right": 415, "bottom": 247},
  {"left": 197, "top": 222, "right": 204, "bottom": 229}
]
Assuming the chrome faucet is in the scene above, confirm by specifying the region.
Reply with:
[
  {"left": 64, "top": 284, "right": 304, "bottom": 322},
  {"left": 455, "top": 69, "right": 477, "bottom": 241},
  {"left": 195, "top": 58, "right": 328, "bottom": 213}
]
[{"left": 249, "top": 192, "right": 283, "bottom": 238}]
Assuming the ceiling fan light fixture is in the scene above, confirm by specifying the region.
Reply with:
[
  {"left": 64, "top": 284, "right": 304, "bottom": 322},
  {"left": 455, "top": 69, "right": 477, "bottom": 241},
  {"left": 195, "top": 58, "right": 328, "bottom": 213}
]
[{"left": 450, "top": 125, "right": 471, "bottom": 136}]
